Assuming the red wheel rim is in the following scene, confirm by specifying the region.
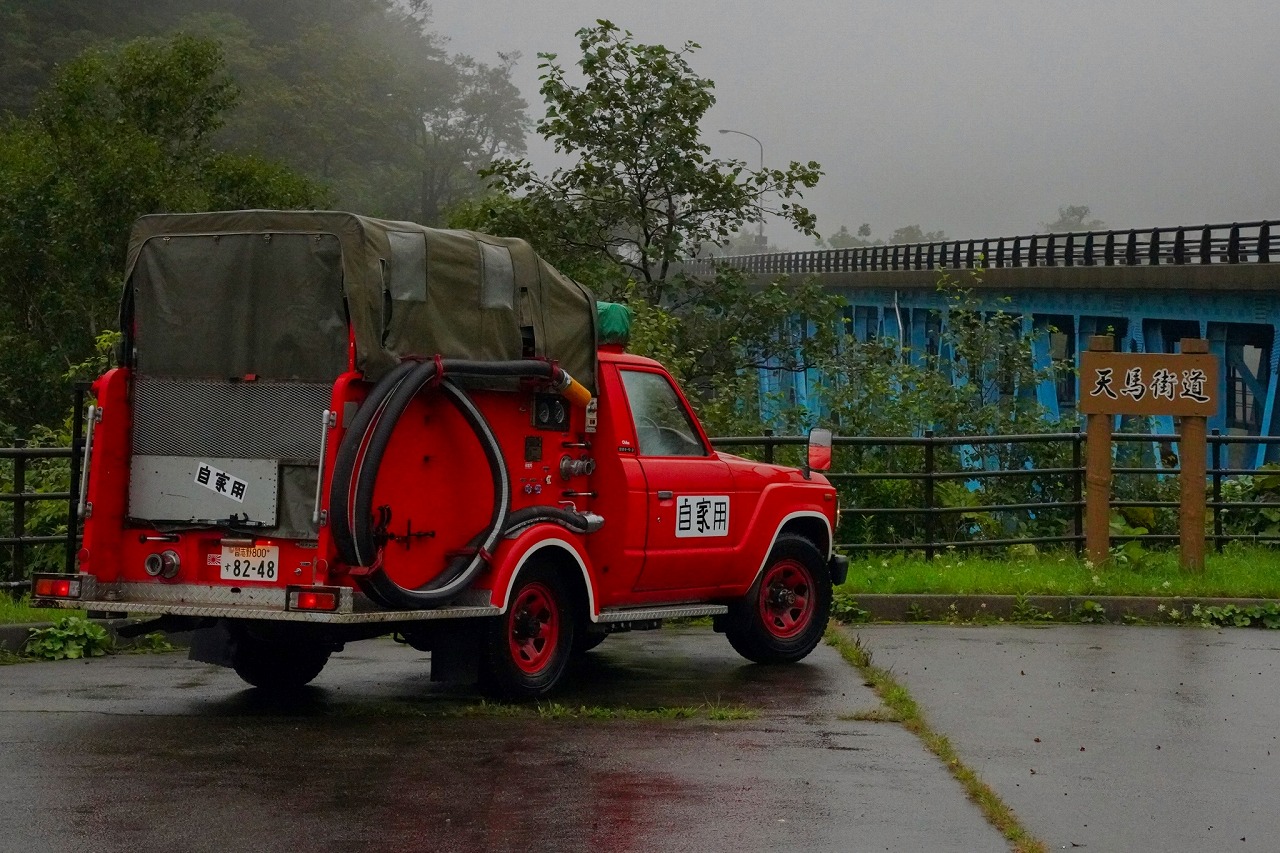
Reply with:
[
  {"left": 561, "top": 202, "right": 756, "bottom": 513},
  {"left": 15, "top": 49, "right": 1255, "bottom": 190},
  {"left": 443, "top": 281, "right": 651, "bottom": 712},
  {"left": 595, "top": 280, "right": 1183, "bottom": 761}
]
[
  {"left": 757, "top": 558, "right": 814, "bottom": 639},
  {"left": 508, "top": 582, "right": 560, "bottom": 674}
]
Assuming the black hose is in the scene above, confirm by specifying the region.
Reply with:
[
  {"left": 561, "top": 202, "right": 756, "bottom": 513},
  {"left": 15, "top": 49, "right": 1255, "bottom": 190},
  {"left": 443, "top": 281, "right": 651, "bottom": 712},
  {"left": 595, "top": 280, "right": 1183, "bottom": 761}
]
[
  {"left": 335, "top": 358, "right": 573, "bottom": 609},
  {"left": 328, "top": 359, "right": 419, "bottom": 566}
]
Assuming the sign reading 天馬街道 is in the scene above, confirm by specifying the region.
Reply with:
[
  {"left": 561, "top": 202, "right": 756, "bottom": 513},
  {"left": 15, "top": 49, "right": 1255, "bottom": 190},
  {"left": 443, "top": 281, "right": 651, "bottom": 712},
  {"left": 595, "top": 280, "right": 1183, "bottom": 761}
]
[{"left": 1078, "top": 352, "right": 1217, "bottom": 417}]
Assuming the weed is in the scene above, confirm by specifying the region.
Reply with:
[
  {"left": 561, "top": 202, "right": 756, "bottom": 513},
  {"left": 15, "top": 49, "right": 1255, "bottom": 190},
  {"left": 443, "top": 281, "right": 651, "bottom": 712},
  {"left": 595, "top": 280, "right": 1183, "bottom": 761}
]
[
  {"left": 1073, "top": 600, "right": 1108, "bottom": 624},
  {"left": 24, "top": 614, "right": 111, "bottom": 660},
  {"left": 1192, "top": 602, "right": 1280, "bottom": 629},
  {"left": 128, "top": 632, "right": 175, "bottom": 653},
  {"left": 831, "top": 589, "right": 870, "bottom": 623},
  {"left": 1011, "top": 593, "right": 1053, "bottom": 623}
]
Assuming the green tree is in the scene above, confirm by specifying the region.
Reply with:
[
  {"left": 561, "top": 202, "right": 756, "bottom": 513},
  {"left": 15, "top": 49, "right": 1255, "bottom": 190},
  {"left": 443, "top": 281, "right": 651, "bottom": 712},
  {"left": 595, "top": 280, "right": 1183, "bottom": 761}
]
[
  {"left": 455, "top": 21, "right": 835, "bottom": 435},
  {"left": 479, "top": 20, "right": 822, "bottom": 305},
  {"left": 0, "top": 34, "right": 326, "bottom": 432},
  {"left": 890, "top": 224, "right": 946, "bottom": 244},
  {"left": 0, "top": 1, "right": 529, "bottom": 225},
  {"left": 816, "top": 223, "right": 876, "bottom": 249},
  {"left": 1042, "top": 205, "right": 1104, "bottom": 233}
]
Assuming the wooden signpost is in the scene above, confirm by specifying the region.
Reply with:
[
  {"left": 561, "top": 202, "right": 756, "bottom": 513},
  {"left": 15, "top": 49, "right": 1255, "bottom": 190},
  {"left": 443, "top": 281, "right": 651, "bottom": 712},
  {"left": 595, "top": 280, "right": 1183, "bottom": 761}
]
[{"left": 1079, "top": 336, "right": 1218, "bottom": 571}]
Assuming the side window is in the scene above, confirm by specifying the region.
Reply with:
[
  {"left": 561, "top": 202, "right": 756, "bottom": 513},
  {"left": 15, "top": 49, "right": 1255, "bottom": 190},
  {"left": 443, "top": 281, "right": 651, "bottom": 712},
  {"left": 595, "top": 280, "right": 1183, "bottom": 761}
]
[{"left": 619, "top": 370, "right": 707, "bottom": 457}]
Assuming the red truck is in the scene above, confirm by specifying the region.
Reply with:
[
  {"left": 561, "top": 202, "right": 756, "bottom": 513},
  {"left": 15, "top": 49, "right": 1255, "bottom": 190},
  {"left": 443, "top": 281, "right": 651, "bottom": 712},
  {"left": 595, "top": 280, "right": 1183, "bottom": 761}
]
[{"left": 33, "top": 211, "right": 845, "bottom": 698}]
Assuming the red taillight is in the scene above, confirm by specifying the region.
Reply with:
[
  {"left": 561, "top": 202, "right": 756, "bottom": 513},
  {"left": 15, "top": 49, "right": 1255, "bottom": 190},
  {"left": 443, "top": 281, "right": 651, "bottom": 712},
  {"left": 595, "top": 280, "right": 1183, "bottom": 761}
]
[
  {"left": 287, "top": 586, "right": 340, "bottom": 612},
  {"left": 33, "top": 576, "right": 80, "bottom": 598}
]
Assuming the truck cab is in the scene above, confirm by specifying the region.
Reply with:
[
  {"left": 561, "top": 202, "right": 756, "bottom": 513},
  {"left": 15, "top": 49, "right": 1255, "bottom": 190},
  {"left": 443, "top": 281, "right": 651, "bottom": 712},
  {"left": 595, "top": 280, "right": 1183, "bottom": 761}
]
[{"left": 33, "top": 210, "right": 845, "bottom": 698}]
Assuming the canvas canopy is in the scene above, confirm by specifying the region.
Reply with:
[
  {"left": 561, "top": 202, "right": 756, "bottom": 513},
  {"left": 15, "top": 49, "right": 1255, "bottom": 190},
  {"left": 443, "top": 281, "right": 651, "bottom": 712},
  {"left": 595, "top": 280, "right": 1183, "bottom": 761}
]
[{"left": 122, "top": 210, "right": 598, "bottom": 391}]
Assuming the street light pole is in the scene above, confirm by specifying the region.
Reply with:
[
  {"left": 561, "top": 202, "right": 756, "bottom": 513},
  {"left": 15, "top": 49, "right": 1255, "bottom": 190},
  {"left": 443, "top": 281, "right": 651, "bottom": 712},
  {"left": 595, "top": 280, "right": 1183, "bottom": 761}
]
[{"left": 718, "top": 128, "right": 765, "bottom": 249}]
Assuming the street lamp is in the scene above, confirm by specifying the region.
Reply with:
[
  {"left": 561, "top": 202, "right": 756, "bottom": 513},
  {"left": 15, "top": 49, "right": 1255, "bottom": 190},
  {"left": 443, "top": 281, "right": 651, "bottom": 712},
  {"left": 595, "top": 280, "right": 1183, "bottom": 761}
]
[{"left": 718, "top": 128, "right": 765, "bottom": 249}]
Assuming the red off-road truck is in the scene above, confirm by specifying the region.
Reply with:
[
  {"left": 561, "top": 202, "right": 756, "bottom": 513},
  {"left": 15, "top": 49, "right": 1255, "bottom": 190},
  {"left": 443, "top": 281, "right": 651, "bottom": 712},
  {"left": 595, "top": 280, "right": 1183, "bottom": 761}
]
[{"left": 33, "top": 211, "right": 845, "bottom": 698}]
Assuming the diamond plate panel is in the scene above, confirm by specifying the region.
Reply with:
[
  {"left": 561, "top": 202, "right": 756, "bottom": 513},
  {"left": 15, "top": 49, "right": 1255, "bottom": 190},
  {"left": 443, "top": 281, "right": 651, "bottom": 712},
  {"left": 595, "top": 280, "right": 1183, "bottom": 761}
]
[{"left": 132, "top": 379, "right": 331, "bottom": 460}]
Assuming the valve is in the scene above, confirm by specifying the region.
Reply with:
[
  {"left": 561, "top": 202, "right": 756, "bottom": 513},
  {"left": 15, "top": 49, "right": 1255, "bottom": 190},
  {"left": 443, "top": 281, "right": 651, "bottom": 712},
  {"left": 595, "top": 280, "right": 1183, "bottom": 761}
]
[{"left": 560, "top": 454, "right": 596, "bottom": 481}]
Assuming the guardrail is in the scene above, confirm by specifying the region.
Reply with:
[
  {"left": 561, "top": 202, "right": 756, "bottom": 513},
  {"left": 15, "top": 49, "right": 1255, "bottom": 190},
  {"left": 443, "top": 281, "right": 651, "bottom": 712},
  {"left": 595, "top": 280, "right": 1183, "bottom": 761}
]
[{"left": 687, "top": 219, "right": 1280, "bottom": 277}]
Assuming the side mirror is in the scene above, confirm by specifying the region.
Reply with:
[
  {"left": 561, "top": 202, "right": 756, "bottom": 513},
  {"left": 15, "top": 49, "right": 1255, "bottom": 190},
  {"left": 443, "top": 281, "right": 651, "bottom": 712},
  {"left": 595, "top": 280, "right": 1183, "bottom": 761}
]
[{"left": 806, "top": 428, "right": 833, "bottom": 475}]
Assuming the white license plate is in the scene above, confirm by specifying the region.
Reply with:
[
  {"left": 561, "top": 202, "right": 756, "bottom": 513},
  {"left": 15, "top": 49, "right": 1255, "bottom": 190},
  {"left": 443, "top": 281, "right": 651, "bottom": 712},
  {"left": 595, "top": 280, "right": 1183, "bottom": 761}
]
[{"left": 219, "top": 545, "right": 280, "bottom": 582}]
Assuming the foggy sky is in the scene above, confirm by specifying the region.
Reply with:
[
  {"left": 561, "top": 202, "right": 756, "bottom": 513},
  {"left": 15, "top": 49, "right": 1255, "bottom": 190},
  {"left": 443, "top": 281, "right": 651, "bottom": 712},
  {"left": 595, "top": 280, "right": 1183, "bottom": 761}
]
[{"left": 426, "top": 0, "right": 1280, "bottom": 251}]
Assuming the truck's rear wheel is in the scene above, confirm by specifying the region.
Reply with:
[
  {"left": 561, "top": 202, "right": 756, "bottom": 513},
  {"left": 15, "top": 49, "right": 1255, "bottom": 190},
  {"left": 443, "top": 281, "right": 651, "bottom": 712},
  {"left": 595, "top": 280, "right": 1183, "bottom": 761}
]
[
  {"left": 479, "top": 566, "right": 576, "bottom": 700},
  {"left": 231, "top": 636, "right": 332, "bottom": 690},
  {"left": 725, "top": 534, "right": 831, "bottom": 664}
]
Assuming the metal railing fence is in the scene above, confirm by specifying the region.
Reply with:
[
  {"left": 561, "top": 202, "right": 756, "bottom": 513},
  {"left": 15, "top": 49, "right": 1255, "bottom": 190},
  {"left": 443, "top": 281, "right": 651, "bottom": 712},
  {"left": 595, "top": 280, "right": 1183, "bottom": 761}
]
[
  {"left": 2, "top": 423, "right": 1277, "bottom": 585},
  {"left": 711, "top": 431, "right": 1280, "bottom": 558},
  {"left": 688, "top": 219, "right": 1280, "bottom": 278}
]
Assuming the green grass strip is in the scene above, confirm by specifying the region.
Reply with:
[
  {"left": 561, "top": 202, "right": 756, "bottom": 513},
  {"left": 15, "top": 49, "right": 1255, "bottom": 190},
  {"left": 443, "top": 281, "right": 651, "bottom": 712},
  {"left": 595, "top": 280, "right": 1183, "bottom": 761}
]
[{"left": 825, "top": 625, "right": 1047, "bottom": 853}]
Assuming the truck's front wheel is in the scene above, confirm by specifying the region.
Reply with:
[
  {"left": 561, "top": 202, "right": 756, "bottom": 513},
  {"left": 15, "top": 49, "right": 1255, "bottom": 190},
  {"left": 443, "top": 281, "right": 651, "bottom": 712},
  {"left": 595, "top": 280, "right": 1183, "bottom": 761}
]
[
  {"left": 725, "top": 534, "right": 831, "bottom": 664},
  {"left": 479, "top": 566, "right": 576, "bottom": 700},
  {"left": 230, "top": 636, "right": 332, "bottom": 690}
]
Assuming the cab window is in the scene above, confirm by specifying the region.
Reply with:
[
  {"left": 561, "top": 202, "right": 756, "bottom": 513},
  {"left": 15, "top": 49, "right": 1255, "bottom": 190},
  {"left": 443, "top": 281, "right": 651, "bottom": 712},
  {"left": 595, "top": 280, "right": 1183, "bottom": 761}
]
[{"left": 619, "top": 369, "right": 707, "bottom": 457}]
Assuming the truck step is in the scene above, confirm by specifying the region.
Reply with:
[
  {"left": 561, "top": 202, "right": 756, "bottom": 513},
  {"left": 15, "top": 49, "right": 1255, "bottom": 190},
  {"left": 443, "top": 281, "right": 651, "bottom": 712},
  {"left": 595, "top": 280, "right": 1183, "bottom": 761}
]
[{"left": 596, "top": 603, "right": 728, "bottom": 623}]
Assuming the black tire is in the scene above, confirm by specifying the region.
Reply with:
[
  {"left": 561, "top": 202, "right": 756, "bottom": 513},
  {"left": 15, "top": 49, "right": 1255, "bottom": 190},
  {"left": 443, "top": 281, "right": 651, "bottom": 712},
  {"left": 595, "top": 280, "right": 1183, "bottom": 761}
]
[
  {"left": 479, "top": 565, "right": 576, "bottom": 700},
  {"left": 231, "top": 637, "right": 332, "bottom": 690},
  {"left": 724, "top": 534, "right": 831, "bottom": 664}
]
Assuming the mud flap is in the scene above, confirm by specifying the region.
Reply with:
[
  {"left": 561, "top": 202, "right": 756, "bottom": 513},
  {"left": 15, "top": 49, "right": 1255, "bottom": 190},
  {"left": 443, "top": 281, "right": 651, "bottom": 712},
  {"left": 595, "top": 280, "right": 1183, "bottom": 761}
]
[
  {"left": 829, "top": 554, "right": 849, "bottom": 586},
  {"left": 429, "top": 619, "right": 485, "bottom": 683},
  {"left": 188, "top": 621, "right": 235, "bottom": 668}
]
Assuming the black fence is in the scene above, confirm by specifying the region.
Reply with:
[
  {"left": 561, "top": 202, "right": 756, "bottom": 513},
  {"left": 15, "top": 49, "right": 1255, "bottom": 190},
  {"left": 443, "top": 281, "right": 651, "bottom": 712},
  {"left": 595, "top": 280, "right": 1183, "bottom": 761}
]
[
  {"left": 687, "top": 219, "right": 1280, "bottom": 277},
  {"left": 3, "top": 427, "right": 1277, "bottom": 587},
  {"left": 711, "top": 430, "right": 1280, "bottom": 559}
]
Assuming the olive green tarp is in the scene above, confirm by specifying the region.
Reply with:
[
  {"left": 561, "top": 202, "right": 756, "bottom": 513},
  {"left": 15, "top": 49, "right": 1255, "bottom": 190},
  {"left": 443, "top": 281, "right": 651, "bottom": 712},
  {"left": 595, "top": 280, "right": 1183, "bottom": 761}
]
[{"left": 123, "top": 210, "right": 598, "bottom": 391}]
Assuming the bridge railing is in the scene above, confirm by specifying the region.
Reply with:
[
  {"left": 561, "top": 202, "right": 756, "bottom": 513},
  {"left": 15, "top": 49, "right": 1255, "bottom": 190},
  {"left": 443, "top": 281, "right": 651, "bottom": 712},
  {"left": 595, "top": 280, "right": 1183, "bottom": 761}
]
[{"left": 688, "top": 219, "right": 1280, "bottom": 277}]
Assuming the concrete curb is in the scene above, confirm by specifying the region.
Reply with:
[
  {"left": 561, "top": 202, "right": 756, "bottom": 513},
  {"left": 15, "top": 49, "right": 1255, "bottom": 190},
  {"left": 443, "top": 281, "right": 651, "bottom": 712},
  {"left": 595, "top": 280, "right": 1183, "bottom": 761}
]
[
  {"left": 844, "top": 593, "right": 1280, "bottom": 623},
  {"left": 4, "top": 593, "right": 1277, "bottom": 653}
]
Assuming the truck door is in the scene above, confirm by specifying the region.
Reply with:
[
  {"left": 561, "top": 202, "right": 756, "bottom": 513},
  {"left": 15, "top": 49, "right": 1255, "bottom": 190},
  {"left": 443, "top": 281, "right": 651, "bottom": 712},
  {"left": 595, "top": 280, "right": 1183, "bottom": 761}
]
[{"left": 618, "top": 368, "right": 737, "bottom": 592}]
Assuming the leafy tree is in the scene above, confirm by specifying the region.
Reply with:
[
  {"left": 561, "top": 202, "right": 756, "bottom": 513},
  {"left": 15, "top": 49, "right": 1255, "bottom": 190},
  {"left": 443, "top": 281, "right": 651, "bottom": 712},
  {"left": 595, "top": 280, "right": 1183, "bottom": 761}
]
[
  {"left": 1, "top": 0, "right": 530, "bottom": 225},
  {"left": 0, "top": 34, "right": 326, "bottom": 432},
  {"left": 890, "top": 224, "right": 946, "bottom": 244},
  {"left": 478, "top": 20, "right": 822, "bottom": 305},
  {"left": 454, "top": 21, "right": 834, "bottom": 435},
  {"left": 816, "top": 223, "right": 877, "bottom": 249},
  {"left": 1042, "top": 205, "right": 1104, "bottom": 233}
]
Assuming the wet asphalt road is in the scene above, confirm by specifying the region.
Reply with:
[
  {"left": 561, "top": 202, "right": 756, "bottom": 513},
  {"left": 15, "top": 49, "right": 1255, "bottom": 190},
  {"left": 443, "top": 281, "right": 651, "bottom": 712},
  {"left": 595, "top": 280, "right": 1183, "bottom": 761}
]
[
  {"left": 861, "top": 624, "right": 1280, "bottom": 852},
  {"left": 0, "top": 626, "right": 1002, "bottom": 853},
  {"left": 8, "top": 623, "right": 1274, "bottom": 853}
]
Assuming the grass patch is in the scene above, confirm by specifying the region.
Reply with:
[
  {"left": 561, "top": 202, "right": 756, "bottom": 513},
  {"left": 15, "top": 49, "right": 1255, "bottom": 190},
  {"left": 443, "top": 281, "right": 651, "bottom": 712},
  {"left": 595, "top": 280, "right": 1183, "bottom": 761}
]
[
  {"left": 0, "top": 592, "right": 75, "bottom": 625},
  {"left": 826, "top": 625, "right": 1046, "bottom": 853},
  {"left": 842, "top": 543, "right": 1280, "bottom": 598}
]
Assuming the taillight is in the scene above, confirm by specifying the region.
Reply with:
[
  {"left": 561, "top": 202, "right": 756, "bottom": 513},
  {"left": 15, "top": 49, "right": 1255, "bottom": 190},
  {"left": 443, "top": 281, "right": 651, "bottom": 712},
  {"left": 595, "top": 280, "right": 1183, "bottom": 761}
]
[
  {"left": 33, "top": 575, "right": 81, "bottom": 599},
  {"left": 287, "top": 586, "right": 341, "bottom": 612}
]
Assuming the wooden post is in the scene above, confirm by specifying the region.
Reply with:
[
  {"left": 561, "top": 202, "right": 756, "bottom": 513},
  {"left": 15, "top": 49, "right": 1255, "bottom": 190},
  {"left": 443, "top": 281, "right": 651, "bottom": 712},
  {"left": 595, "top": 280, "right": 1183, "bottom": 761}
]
[
  {"left": 1084, "top": 335, "right": 1115, "bottom": 566},
  {"left": 1178, "top": 338, "right": 1208, "bottom": 572}
]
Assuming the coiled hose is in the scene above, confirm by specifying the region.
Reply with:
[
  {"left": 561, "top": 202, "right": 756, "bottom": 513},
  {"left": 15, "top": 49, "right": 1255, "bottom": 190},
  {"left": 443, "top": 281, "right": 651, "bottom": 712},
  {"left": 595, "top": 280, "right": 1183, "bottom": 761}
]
[{"left": 329, "top": 359, "right": 593, "bottom": 609}]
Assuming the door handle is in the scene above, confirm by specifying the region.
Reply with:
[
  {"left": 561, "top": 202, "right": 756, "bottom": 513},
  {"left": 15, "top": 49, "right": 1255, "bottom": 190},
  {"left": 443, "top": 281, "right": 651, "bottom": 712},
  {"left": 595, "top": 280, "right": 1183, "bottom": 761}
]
[{"left": 657, "top": 490, "right": 673, "bottom": 500}]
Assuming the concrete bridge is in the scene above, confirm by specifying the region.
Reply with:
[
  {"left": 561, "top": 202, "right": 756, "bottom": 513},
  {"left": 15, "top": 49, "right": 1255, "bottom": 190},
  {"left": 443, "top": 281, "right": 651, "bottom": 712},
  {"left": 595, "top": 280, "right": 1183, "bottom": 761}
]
[{"left": 688, "top": 220, "right": 1280, "bottom": 466}]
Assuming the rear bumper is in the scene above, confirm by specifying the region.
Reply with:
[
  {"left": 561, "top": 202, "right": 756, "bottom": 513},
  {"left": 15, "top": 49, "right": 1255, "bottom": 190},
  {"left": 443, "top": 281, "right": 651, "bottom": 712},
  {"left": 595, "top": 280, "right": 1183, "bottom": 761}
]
[{"left": 31, "top": 574, "right": 498, "bottom": 624}]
